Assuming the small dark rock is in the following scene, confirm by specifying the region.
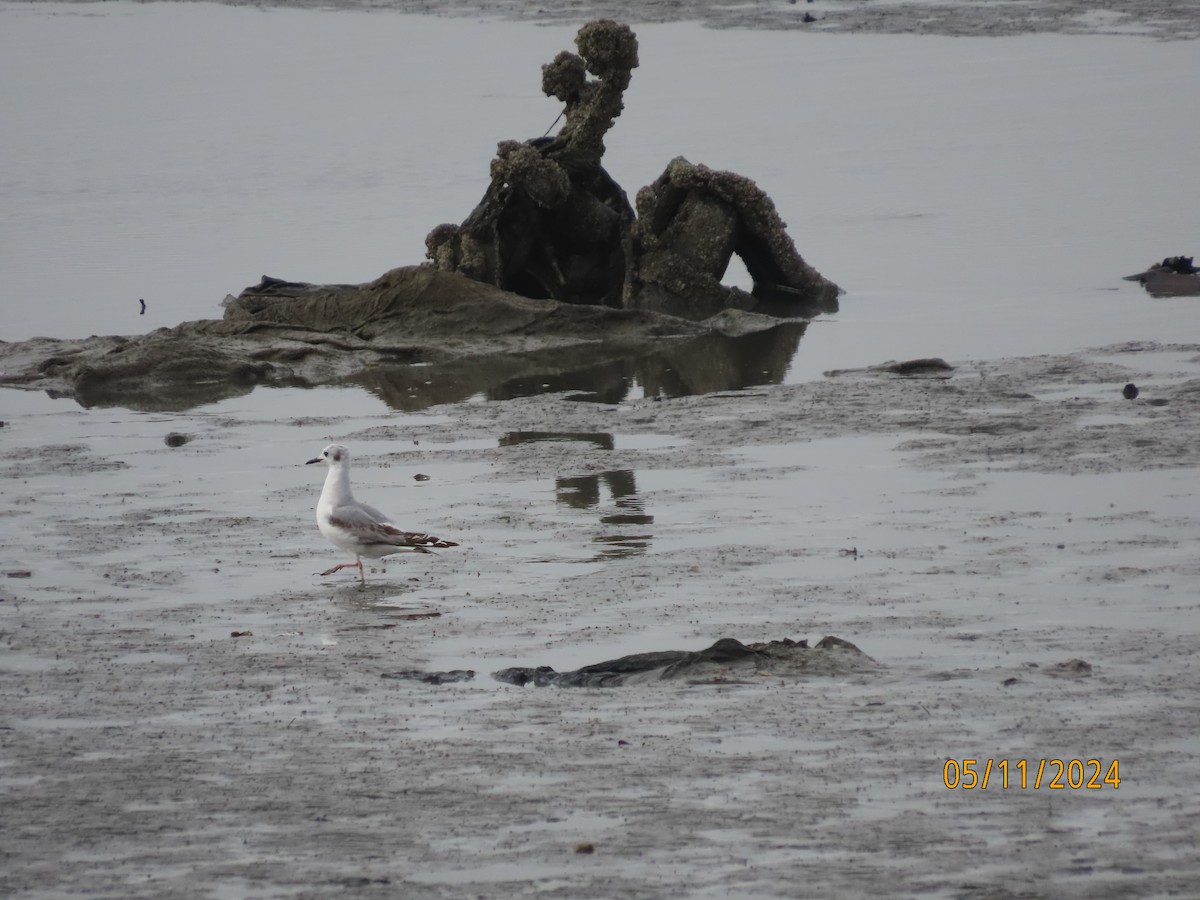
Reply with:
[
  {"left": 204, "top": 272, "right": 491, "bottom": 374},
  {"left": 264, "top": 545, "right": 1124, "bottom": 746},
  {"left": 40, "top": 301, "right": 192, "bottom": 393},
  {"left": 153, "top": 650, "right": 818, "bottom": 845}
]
[
  {"left": 825, "top": 358, "right": 954, "bottom": 378},
  {"left": 885, "top": 358, "right": 954, "bottom": 376},
  {"left": 1046, "top": 658, "right": 1092, "bottom": 678},
  {"left": 1122, "top": 383, "right": 1139, "bottom": 400},
  {"left": 164, "top": 432, "right": 192, "bottom": 448}
]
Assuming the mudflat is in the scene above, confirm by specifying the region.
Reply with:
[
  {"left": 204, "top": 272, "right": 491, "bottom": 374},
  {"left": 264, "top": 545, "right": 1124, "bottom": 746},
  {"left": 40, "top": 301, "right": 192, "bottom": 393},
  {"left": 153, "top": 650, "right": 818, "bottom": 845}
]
[
  {"left": 4, "top": 1, "right": 1199, "bottom": 896},
  {"left": 207, "top": 0, "right": 1200, "bottom": 40},
  {"left": 3, "top": 340, "right": 1199, "bottom": 898}
]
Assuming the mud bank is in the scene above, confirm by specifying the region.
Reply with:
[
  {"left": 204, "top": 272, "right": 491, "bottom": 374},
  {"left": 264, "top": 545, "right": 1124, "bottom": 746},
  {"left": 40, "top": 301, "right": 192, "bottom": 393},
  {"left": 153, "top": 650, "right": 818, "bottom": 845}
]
[
  {"left": 3, "top": 341, "right": 1200, "bottom": 897},
  {"left": 0, "top": 266, "right": 809, "bottom": 410},
  {"left": 184, "top": 0, "right": 1200, "bottom": 40}
]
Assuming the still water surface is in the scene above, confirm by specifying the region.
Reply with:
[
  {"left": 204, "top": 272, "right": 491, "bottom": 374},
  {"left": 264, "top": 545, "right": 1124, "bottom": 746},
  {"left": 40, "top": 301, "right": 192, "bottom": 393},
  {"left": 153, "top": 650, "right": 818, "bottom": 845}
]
[{"left": 2, "top": 2, "right": 1198, "bottom": 414}]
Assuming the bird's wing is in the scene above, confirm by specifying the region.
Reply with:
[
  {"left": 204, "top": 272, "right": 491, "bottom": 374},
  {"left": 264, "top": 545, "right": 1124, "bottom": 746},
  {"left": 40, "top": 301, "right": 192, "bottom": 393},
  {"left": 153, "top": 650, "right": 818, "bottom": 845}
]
[
  {"left": 329, "top": 500, "right": 390, "bottom": 528},
  {"left": 385, "top": 529, "right": 460, "bottom": 550},
  {"left": 329, "top": 502, "right": 459, "bottom": 550}
]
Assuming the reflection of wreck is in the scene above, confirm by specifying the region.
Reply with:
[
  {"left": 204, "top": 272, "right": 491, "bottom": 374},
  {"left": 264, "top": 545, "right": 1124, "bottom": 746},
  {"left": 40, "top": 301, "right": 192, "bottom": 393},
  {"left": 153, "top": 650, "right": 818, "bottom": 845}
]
[
  {"left": 499, "top": 431, "right": 652, "bottom": 560},
  {"left": 427, "top": 19, "right": 840, "bottom": 320},
  {"left": 1123, "top": 255, "right": 1200, "bottom": 298},
  {"left": 352, "top": 320, "right": 807, "bottom": 411}
]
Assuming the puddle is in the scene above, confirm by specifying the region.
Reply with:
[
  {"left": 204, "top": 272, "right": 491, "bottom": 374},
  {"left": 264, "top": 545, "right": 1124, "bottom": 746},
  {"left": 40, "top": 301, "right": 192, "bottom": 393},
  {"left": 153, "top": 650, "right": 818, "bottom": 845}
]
[
  {"left": 210, "top": 877, "right": 299, "bottom": 900},
  {"left": 501, "top": 431, "right": 616, "bottom": 450},
  {"left": 408, "top": 859, "right": 597, "bottom": 888},
  {"left": 1089, "top": 350, "right": 1200, "bottom": 376},
  {"left": 501, "top": 431, "right": 685, "bottom": 453},
  {"left": 589, "top": 532, "right": 653, "bottom": 559},
  {"left": 1075, "top": 413, "right": 1139, "bottom": 428}
]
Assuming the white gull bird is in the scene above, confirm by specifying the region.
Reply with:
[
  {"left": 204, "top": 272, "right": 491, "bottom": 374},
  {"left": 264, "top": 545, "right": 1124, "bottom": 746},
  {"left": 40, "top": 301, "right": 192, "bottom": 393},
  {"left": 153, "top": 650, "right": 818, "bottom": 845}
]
[{"left": 306, "top": 443, "right": 458, "bottom": 585}]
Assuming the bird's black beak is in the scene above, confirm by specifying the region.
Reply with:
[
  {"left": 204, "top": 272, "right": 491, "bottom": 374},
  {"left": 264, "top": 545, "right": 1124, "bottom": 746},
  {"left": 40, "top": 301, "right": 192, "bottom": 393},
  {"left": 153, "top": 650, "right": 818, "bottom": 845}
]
[{"left": 306, "top": 457, "right": 322, "bottom": 465}]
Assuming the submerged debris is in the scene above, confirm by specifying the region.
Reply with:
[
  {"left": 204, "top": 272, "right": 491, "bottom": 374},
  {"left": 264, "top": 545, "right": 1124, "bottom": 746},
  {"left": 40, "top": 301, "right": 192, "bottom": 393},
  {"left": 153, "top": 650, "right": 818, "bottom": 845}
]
[{"left": 492, "top": 636, "right": 877, "bottom": 688}]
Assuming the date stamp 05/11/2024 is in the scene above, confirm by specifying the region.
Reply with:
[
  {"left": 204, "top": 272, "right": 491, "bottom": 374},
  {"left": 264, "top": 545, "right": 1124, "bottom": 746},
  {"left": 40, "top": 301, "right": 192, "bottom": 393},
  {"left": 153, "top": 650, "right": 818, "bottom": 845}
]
[{"left": 943, "top": 758, "right": 1121, "bottom": 790}]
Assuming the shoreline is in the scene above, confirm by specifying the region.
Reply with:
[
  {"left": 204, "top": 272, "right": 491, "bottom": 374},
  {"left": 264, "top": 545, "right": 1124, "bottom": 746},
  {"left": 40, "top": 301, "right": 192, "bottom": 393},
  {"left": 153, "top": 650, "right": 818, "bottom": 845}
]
[{"left": 110, "top": 0, "right": 1200, "bottom": 40}]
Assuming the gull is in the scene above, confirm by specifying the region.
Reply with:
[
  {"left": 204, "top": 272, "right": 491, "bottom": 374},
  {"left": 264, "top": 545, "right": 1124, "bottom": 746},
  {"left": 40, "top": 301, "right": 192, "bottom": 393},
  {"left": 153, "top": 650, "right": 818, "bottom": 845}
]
[{"left": 307, "top": 443, "right": 458, "bottom": 585}]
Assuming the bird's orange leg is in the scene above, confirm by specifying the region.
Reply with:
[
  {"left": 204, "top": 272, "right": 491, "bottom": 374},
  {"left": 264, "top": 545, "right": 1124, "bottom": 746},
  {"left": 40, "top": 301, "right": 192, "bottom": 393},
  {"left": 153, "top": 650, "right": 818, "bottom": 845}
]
[{"left": 319, "top": 557, "right": 366, "bottom": 584}]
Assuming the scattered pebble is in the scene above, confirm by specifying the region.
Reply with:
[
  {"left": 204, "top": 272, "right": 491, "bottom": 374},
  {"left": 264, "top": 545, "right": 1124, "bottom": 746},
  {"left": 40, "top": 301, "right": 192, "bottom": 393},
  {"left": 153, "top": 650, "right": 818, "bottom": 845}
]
[{"left": 164, "top": 432, "right": 192, "bottom": 447}]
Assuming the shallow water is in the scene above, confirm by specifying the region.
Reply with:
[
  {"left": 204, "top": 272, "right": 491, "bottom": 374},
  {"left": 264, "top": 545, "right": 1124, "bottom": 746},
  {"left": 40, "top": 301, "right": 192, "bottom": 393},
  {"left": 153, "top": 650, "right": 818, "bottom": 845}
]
[{"left": 2, "top": 2, "right": 1199, "bottom": 396}]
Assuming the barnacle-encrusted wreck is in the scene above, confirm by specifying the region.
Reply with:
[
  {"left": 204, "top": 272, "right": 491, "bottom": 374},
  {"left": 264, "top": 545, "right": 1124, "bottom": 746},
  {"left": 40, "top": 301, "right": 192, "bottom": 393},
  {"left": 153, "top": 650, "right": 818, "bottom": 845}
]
[{"left": 0, "top": 20, "right": 839, "bottom": 410}]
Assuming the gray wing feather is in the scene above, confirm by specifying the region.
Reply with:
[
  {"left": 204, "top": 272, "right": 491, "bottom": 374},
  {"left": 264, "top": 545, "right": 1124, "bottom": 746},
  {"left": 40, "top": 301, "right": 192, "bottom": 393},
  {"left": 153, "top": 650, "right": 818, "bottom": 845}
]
[{"left": 331, "top": 500, "right": 393, "bottom": 529}]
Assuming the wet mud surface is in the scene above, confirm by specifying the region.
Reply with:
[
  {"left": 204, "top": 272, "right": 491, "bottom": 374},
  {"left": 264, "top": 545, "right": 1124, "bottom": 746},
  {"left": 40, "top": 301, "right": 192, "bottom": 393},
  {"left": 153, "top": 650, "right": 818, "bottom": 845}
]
[
  {"left": 212, "top": 0, "right": 1200, "bottom": 40},
  {"left": 3, "top": 341, "right": 1200, "bottom": 897}
]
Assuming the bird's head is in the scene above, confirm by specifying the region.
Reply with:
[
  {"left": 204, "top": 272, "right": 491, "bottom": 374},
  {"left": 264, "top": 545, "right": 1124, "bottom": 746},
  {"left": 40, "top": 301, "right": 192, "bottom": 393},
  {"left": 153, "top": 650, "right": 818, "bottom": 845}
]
[{"left": 307, "top": 444, "right": 349, "bottom": 467}]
